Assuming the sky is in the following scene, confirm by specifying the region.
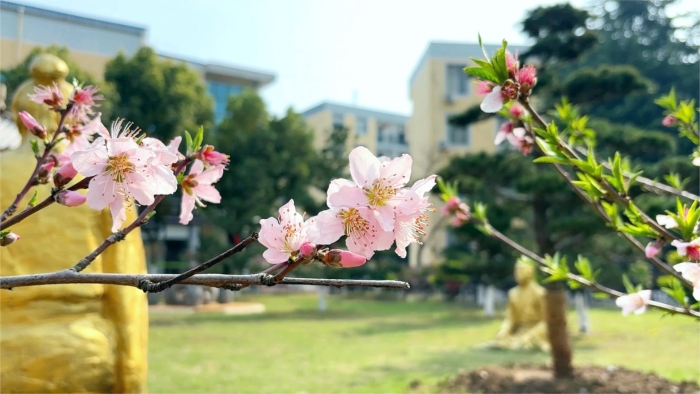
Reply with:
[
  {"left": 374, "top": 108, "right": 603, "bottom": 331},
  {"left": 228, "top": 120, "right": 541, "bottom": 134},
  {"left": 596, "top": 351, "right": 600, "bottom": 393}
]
[{"left": 14, "top": 0, "right": 697, "bottom": 117}]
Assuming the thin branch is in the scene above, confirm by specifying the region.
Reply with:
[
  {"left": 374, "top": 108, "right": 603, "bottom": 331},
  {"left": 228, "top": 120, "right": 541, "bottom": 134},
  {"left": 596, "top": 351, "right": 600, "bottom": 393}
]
[
  {"left": 71, "top": 159, "right": 191, "bottom": 272},
  {"left": 1, "top": 108, "right": 70, "bottom": 222},
  {"left": 0, "top": 271, "right": 411, "bottom": 290},
  {"left": 0, "top": 177, "right": 91, "bottom": 231},
  {"left": 574, "top": 146, "right": 700, "bottom": 202},
  {"left": 136, "top": 233, "right": 259, "bottom": 292},
  {"left": 480, "top": 221, "right": 700, "bottom": 318}
]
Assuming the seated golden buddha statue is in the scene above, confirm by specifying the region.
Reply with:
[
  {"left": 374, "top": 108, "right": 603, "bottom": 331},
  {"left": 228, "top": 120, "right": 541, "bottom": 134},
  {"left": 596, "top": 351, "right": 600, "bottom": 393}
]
[
  {"left": 479, "top": 260, "right": 550, "bottom": 352},
  {"left": 0, "top": 54, "right": 148, "bottom": 393}
]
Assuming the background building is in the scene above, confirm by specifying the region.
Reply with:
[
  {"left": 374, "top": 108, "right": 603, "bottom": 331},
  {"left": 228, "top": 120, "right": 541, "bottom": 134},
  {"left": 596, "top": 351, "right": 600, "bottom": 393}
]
[
  {"left": 406, "top": 41, "right": 529, "bottom": 268},
  {"left": 407, "top": 42, "right": 528, "bottom": 180},
  {"left": 0, "top": 0, "right": 275, "bottom": 125},
  {"left": 302, "top": 101, "right": 409, "bottom": 158}
]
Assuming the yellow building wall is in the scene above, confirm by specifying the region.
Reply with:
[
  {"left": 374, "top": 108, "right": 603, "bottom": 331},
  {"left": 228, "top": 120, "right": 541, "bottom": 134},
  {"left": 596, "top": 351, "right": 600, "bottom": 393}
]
[{"left": 304, "top": 109, "right": 379, "bottom": 156}]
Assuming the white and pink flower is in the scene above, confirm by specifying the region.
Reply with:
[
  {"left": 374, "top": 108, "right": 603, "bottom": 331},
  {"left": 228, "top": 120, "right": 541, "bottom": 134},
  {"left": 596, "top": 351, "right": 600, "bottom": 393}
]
[
  {"left": 69, "top": 85, "right": 103, "bottom": 123},
  {"left": 615, "top": 290, "right": 651, "bottom": 316},
  {"left": 656, "top": 214, "right": 678, "bottom": 229},
  {"left": 28, "top": 82, "right": 64, "bottom": 108},
  {"left": 671, "top": 238, "right": 700, "bottom": 260},
  {"left": 258, "top": 200, "right": 315, "bottom": 263},
  {"left": 673, "top": 262, "right": 700, "bottom": 301},
  {"left": 328, "top": 147, "right": 412, "bottom": 231},
  {"left": 393, "top": 175, "right": 436, "bottom": 258},
  {"left": 178, "top": 159, "right": 224, "bottom": 225}
]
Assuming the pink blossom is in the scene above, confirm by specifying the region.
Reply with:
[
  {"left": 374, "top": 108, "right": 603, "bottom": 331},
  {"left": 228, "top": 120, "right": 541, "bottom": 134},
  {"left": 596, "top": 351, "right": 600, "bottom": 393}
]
[
  {"left": 179, "top": 159, "right": 224, "bottom": 225},
  {"left": 70, "top": 121, "right": 158, "bottom": 232},
  {"left": 53, "top": 162, "right": 78, "bottom": 187},
  {"left": 0, "top": 232, "right": 20, "bottom": 247},
  {"left": 63, "top": 114, "right": 108, "bottom": 155},
  {"left": 656, "top": 214, "right": 678, "bottom": 229},
  {"left": 142, "top": 136, "right": 181, "bottom": 196},
  {"left": 258, "top": 200, "right": 315, "bottom": 263},
  {"left": 645, "top": 240, "right": 663, "bottom": 258},
  {"left": 55, "top": 190, "right": 87, "bottom": 207},
  {"left": 197, "top": 145, "right": 230, "bottom": 167},
  {"left": 673, "top": 262, "right": 700, "bottom": 301},
  {"left": 441, "top": 195, "right": 462, "bottom": 216},
  {"left": 480, "top": 86, "right": 505, "bottom": 113},
  {"left": 615, "top": 290, "right": 651, "bottom": 316},
  {"left": 507, "top": 132, "right": 534, "bottom": 155},
  {"left": 509, "top": 103, "right": 525, "bottom": 118},
  {"left": 300, "top": 242, "right": 317, "bottom": 257},
  {"left": 328, "top": 147, "right": 412, "bottom": 231},
  {"left": 38, "top": 161, "right": 55, "bottom": 179},
  {"left": 28, "top": 82, "right": 64, "bottom": 108},
  {"left": 506, "top": 51, "right": 519, "bottom": 77},
  {"left": 476, "top": 81, "right": 494, "bottom": 97},
  {"left": 672, "top": 239, "right": 700, "bottom": 260},
  {"left": 517, "top": 65, "right": 537, "bottom": 86},
  {"left": 662, "top": 115, "right": 677, "bottom": 127},
  {"left": 393, "top": 175, "right": 437, "bottom": 258},
  {"left": 69, "top": 85, "right": 103, "bottom": 123},
  {"left": 309, "top": 206, "right": 394, "bottom": 259},
  {"left": 18, "top": 111, "right": 46, "bottom": 139},
  {"left": 451, "top": 214, "right": 468, "bottom": 227},
  {"left": 320, "top": 249, "right": 367, "bottom": 268},
  {"left": 495, "top": 122, "right": 527, "bottom": 145}
]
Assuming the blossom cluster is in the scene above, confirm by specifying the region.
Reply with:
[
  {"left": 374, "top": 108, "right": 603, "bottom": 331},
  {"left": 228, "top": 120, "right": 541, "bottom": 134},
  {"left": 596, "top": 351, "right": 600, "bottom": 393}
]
[
  {"left": 258, "top": 147, "right": 437, "bottom": 267},
  {"left": 478, "top": 51, "right": 537, "bottom": 114},
  {"left": 492, "top": 102, "right": 534, "bottom": 155},
  {"left": 15, "top": 83, "right": 228, "bottom": 234}
]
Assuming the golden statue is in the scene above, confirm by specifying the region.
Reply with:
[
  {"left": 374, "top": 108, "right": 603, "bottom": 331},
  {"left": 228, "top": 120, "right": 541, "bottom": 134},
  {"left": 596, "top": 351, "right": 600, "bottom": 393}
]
[
  {"left": 479, "top": 260, "right": 550, "bottom": 352},
  {"left": 0, "top": 54, "right": 148, "bottom": 393}
]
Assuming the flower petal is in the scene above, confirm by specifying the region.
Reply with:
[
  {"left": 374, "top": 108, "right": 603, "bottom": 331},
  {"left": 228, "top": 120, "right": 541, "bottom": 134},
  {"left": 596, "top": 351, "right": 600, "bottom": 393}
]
[
  {"left": 328, "top": 185, "right": 368, "bottom": 209},
  {"left": 349, "top": 146, "right": 380, "bottom": 187},
  {"left": 480, "top": 86, "right": 504, "bottom": 113},
  {"left": 179, "top": 192, "right": 196, "bottom": 225},
  {"left": 193, "top": 185, "right": 221, "bottom": 203},
  {"left": 307, "top": 210, "right": 344, "bottom": 245},
  {"left": 263, "top": 248, "right": 291, "bottom": 264}
]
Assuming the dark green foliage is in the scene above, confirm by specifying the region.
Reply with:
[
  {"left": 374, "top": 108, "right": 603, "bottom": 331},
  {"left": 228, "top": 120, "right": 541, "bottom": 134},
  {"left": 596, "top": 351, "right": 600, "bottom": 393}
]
[{"left": 104, "top": 47, "right": 214, "bottom": 142}]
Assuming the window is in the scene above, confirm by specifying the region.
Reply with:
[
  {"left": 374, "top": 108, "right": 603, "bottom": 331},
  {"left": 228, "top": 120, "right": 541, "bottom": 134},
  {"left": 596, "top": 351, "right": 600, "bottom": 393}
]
[
  {"left": 208, "top": 81, "right": 243, "bottom": 124},
  {"left": 333, "top": 113, "right": 344, "bottom": 128},
  {"left": 446, "top": 64, "right": 470, "bottom": 96},
  {"left": 446, "top": 116, "right": 470, "bottom": 146},
  {"left": 356, "top": 117, "right": 367, "bottom": 135}
]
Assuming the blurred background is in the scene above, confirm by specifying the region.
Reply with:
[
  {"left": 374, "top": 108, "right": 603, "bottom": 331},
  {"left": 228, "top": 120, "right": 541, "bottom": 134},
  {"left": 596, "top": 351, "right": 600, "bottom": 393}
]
[{"left": 0, "top": 0, "right": 698, "bottom": 392}]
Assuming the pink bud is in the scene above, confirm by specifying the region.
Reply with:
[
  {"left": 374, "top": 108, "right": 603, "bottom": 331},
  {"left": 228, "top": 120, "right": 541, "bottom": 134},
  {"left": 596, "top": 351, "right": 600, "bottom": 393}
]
[
  {"left": 18, "top": 111, "right": 47, "bottom": 139},
  {"left": 197, "top": 145, "right": 230, "bottom": 167},
  {"left": 54, "top": 162, "right": 78, "bottom": 187},
  {"left": 517, "top": 65, "right": 538, "bottom": 96},
  {"left": 662, "top": 115, "right": 677, "bottom": 127},
  {"left": 300, "top": 242, "right": 317, "bottom": 257},
  {"left": 509, "top": 103, "right": 525, "bottom": 118},
  {"left": 446, "top": 196, "right": 461, "bottom": 210},
  {"left": 645, "top": 240, "right": 663, "bottom": 258},
  {"left": 505, "top": 51, "right": 519, "bottom": 77},
  {"left": 55, "top": 190, "right": 86, "bottom": 207},
  {"left": 37, "top": 162, "right": 55, "bottom": 179},
  {"left": 0, "top": 232, "right": 20, "bottom": 247},
  {"left": 335, "top": 250, "right": 367, "bottom": 268},
  {"left": 451, "top": 216, "right": 466, "bottom": 228}
]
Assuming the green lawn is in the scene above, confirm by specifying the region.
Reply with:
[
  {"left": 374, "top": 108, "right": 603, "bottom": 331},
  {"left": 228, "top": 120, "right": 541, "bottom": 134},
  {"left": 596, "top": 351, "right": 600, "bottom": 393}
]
[{"left": 148, "top": 293, "right": 699, "bottom": 393}]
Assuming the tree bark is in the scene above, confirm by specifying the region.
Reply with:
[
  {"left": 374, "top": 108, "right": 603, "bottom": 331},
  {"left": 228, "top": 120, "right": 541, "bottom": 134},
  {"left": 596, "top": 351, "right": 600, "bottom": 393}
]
[{"left": 533, "top": 194, "right": 574, "bottom": 379}]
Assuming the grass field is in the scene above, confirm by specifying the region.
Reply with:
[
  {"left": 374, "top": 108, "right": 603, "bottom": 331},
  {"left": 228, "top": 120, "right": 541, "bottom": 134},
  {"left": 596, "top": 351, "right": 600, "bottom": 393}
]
[{"left": 148, "top": 293, "right": 700, "bottom": 393}]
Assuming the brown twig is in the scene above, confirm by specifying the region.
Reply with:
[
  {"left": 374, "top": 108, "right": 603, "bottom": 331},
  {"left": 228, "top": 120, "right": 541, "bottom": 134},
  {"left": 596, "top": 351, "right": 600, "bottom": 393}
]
[
  {"left": 137, "top": 233, "right": 259, "bottom": 292},
  {"left": 1, "top": 108, "right": 70, "bottom": 222},
  {"left": 71, "top": 159, "right": 191, "bottom": 272},
  {"left": 0, "top": 271, "right": 410, "bottom": 290},
  {"left": 0, "top": 177, "right": 91, "bottom": 231}
]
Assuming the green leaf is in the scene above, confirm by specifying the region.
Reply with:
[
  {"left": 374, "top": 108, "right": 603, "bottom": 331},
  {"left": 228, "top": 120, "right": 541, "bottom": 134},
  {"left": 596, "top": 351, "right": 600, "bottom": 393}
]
[
  {"left": 30, "top": 140, "right": 39, "bottom": 157},
  {"left": 592, "top": 292, "right": 610, "bottom": 299},
  {"left": 27, "top": 191, "right": 38, "bottom": 208},
  {"left": 193, "top": 125, "right": 204, "bottom": 152},
  {"left": 145, "top": 211, "right": 157, "bottom": 220},
  {"left": 477, "top": 33, "right": 489, "bottom": 61},
  {"left": 574, "top": 255, "right": 594, "bottom": 281},
  {"left": 463, "top": 67, "right": 500, "bottom": 84},
  {"left": 184, "top": 130, "right": 193, "bottom": 155},
  {"left": 0, "top": 229, "right": 11, "bottom": 238},
  {"left": 654, "top": 88, "right": 677, "bottom": 111},
  {"left": 475, "top": 224, "right": 491, "bottom": 235},
  {"left": 533, "top": 157, "right": 570, "bottom": 165},
  {"left": 473, "top": 202, "right": 488, "bottom": 221},
  {"left": 567, "top": 280, "right": 582, "bottom": 289},
  {"left": 621, "top": 274, "right": 636, "bottom": 294},
  {"left": 612, "top": 152, "right": 626, "bottom": 193},
  {"left": 492, "top": 39, "right": 508, "bottom": 81}
]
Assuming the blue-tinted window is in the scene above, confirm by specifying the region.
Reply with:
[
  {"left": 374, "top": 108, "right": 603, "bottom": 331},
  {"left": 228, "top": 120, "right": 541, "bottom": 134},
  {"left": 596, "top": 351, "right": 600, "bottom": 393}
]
[{"left": 208, "top": 81, "right": 244, "bottom": 124}]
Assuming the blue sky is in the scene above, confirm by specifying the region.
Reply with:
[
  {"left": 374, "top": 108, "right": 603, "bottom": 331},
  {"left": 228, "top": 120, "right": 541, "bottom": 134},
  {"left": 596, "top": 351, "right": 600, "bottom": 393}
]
[{"left": 16, "top": 0, "right": 697, "bottom": 117}]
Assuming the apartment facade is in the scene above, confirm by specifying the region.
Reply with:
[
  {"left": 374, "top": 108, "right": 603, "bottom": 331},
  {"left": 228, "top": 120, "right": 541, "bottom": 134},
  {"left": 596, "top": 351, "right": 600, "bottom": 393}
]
[
  {"left": 0, "top": 0, "right": 275, "bottom": 125},
  {"left": 408, "top": 42, "right": 528, "bottom": 180},
  {"left": 302, "top": 102, "right": 409, "bottom": 158},
  {"left": 406, "top": 42, "right": 529, "bottom": 268}
]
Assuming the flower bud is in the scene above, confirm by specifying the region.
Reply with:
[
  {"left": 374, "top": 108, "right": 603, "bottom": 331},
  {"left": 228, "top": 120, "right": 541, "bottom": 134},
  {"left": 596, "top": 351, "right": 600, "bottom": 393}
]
[
  {"left": 320, "top": 249, "right": 367, "bottom": 268},
  {"left": 0, "top": 232, "right": 20, "bottom": 247},
  {"left": 300, "top": 242, "right": 317, "bottom": 257},
  {"left": 197, "top": 145, "right": 230, "bottom": 167},
  {"left": 37, "top": 162, "right": 55, "bottom": 183},
  {"left": 509, "top": 103, "right": 525, "bottom": 118},
  {"left": 645, "top": 240, "right": 663, "bottom": 259},
  {"left": 55, "top": 190, "right": 86, "bottom": 207},
  {"left": 53, "top": 162, "right": 78, "bottom": 187},
  {"left": 662, "top": 115, "right": 677, "bottom": 127},
  {"left": 18, "top": 111, "right": 47, "bottom": 139}
]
